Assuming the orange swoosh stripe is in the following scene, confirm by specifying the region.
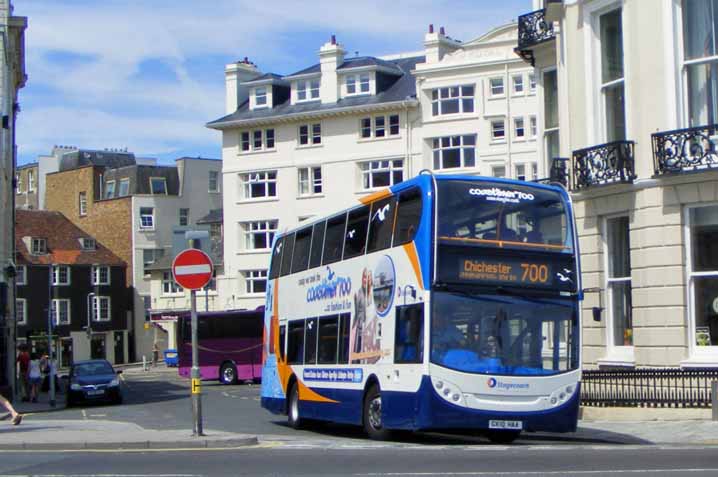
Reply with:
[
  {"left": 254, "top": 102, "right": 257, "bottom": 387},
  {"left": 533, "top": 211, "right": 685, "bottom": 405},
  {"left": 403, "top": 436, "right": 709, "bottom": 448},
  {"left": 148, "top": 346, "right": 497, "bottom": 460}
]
[
  {"left": 402, "top": 242, "right": 424, "bottom": 290},
  {"left": 359, "top": 189, "right": 392, "bottom": 205}
]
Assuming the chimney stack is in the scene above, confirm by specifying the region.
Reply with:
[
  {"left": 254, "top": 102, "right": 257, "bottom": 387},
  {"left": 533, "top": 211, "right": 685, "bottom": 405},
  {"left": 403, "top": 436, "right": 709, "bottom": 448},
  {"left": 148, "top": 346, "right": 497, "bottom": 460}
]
[
  {"left": 225, "top": 58, "right": 261, "bottom": 114},
  {"left": 319, "top": 35, "right": 346, "bottom": 103}
]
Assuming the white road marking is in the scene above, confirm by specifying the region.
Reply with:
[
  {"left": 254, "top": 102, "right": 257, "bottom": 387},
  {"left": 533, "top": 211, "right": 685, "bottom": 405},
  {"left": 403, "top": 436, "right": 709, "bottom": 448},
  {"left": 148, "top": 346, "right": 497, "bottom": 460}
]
[
  {"left": 89, "top": 414, "right": 106, "bottom": 417},
  {"left": 175, "top": 264, "right": 211, "bottom": 275},
  {"left": 81, "top": 410, "right": 87, "bottom": 420},
  {"left": 0, "top": 474, "right": 202, "bottom": 477},
  {"left": 356, "top": 470, "right": 718, "bottom": 476},
  {"left": 222, "top": 392, "right": 229, "bottom": 397}
]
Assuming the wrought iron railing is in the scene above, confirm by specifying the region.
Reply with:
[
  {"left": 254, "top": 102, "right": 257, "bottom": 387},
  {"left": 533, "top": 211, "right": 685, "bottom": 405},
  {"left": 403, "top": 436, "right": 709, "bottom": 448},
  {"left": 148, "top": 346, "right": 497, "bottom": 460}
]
[
  {"left": 581, "top": 368, "right": 718, "bottom": 408},
  {"left": 517, "top": 9, "right": 555, "bottom": 50},
  {"left": 652, "top": 124, "right": 718, "bottom": 175},
  {"left": 572, "top": 140, "right": 636, "bottom": 191},
  {"left": 533, "top": 158, "right": 569, "bottom": 187}
]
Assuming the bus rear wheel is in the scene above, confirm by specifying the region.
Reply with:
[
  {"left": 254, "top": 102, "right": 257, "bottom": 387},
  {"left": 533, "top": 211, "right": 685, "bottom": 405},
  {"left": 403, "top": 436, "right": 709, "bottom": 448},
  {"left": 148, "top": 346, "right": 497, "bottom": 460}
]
[
  {"left": 486, "top": 430, "right": 521, "bottom": 444},
  {"left": 363, "top": 384, "right": 391, "bottom": 441},
  {"left": 287, "top": 382, "right": 303, "bottom": 429},
  {"left": 219, "top": 362, "right": 237, "bottom": 385}
]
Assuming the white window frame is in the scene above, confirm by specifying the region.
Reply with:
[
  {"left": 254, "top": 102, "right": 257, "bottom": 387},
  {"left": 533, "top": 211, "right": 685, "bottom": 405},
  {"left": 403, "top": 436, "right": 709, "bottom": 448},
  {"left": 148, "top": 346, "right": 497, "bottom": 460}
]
[
  {"left": 491, "top": 118, "right": 506, "bottom": 142},
  {"left": 149, "top": 177, "right": 168, "bottom": 195},
  {"left": 601, "top": 213, "right": 635, "bottom": 366},
  {"left": 240, "top": 128, "right": 275, "bottom": 153},
  {"left": 28, "top": 170, "right": 35, "bottom": 192},
  {"left": 209, "top": 171, "right": 220, "bottom": 193},
  {"left": 51, "top": 299, "right": 71, "bottom": 325},
  {"left": 139, "top": 207, "right": 155, "bottom": 230},
  {"left": 52, "top": 265, "right": 71, "bottom": 286},
  {"left": 79, "top": 191, "right": 87, "bottom": 216},
  {"left": 81, "top": 238, "right": 96, "bottom": 250},
  {"left": 92, "top": 265, "right": 110, "bottom": 285},
  {"left": 515, "top": 163, "right": 527, "bottom": 181},
  {"left": 241, "top": 220, "right": 278, "bottom": 251},
  {"left": 513, "top": 117, "right": 525, "bottom": 140},
  {"left": 298, "top": 166, "right": 323, "bottom": 197},
  {"left": 298, "top": 123, "right": 321, "bottom": 147},
  {"left": 255, "top": 87, "right": 267, "bottom": 107},
  {"left": 244, "top": 269, "right": 268, "bottom": 295},
  {"left": 92, "top": 296, "right": 111, "bottom": 322},
  {"left": 16, "top": 265, "right": 26, "bottom": 285},
  {"left": 359, "top": 114, "right": 400, "bottom": 139},
  {"left": 430, "top": 85, "right": 475, "bottom": 116},
  {"left": 118, "top": 178, "right": 130, "bottom": 197},
  {"left": 489, "top": 77, "right": 505, "bottom": 97},
  {"left": 15, "top": 174, "right": 22, "bottom": 194},
  {"left": 529, "top": 115, "right": 538, "bottom": 139},
  {"left": 31, "top": 238, "right": 47, "bottom": 255},
  {"left": 542, "top": 67, "right": 561, "bottom": 162},
  {"left": 239, "top": 171, "right": 277, "bottom": 201},
  {"left": 431, "top": 135, "right": 476, "bottom": 170},
  {"left": 512, "top": 74, "right": 524, "bottom": 94},
  {"left": 296, "top": 79, "right": 320, "bottom": 102},
  {"left": 528, "top": 72, "right": 537, "bottom": 94},
  {"left": 16, "top": 299, "right": 27, "bottom": 325},
  {"left": 162, "top": 271, "right": 183, "bottom": 295},
  {"left": 359, "top": 159, "right": 404, "bottom": 190},
  {"left": 345, "top": 73, "right": 370, "bottom": 96},
  {"left": 105, "top": 180, "right": 116, "bottom": 199},
  {"left": 491, "top": 165, "right": 506, "bottom": 178},
  {"left": 684, "top": 203, "right": 718, "bottom": 364},
  {"left": 179, "top": 208, "right": 189, "bottom": 226}
]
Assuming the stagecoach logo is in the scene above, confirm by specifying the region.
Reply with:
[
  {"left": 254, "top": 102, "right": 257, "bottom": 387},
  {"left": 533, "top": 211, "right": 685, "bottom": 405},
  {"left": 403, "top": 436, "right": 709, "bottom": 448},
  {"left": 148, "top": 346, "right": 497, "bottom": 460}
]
[
  {"left": 469, "top": 187, "right": 535, "bottom": 204},
  {"left": 306, "top": 266, "right": 352, "bottom": 303},
  {"left": 487, "top": 377, "right": 530, "bottom": 391}
]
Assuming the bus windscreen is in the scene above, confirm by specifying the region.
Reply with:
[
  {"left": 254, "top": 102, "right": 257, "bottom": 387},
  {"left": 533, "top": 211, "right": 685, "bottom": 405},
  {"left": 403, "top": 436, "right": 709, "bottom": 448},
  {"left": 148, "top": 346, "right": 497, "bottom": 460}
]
[{"left": 436, "top": 180, "right": 573, "bottom": 253}]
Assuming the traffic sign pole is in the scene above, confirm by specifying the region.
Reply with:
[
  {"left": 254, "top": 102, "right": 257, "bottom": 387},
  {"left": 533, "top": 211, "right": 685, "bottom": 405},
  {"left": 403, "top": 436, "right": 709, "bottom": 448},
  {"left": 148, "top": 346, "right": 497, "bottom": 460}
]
[
  {"left": 172, "top": 248, "right": 213, "bottom": 438},
  {"left": 190, "top": 289, "right": 203, "bottom": 436}
]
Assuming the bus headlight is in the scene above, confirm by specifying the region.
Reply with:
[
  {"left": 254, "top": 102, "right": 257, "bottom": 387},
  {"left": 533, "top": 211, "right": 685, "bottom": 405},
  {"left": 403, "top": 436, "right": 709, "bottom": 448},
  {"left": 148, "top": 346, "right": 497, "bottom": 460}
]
[
  {"left": 70, "top": 383, "right": 81, "bottom": 391},
  {"left": 436, "top": 381, "right": 443, "bottom": 390},
  {"left": 443, "top": 387, "right": 451, "bottom": 396},
  {"left": 566, "top": 386, "right": 573, "bottom": 394},
  {"left": 550, "top": 396, "right": 558, "bottom": 405},
  {"left": 452, "top": 393, "right": 460, "bottom": 402}
]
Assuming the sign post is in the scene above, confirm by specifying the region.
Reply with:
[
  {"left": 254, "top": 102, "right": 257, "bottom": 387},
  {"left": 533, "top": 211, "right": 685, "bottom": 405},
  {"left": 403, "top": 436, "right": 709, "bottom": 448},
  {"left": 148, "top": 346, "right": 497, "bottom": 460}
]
[{"left": 172, "top": 248, "right": 213, "bottom": 437}]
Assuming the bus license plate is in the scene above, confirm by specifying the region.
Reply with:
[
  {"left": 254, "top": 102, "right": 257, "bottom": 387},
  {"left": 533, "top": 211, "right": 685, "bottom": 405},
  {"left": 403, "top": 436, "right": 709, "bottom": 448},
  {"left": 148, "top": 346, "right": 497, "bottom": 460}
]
[
  {"left": 489, "top": 420, "right": 522, "bottom": 430},
  {"left": 87, "top": 390, "right": 104, "bottom": 396}
]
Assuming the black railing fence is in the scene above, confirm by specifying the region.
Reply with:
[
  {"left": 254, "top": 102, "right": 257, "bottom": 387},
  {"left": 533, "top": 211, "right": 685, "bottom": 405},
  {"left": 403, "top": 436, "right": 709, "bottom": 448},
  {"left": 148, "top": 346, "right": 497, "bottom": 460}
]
[
  {"left": 517, "top": 9, "right": 555, "bottom": 50},
  {"left": 572, "top": 140, "right": 636, "bottom": 190},
  {"left": 581, "top": 368, "right": 718, "bottom": 408},
  {"left": 652, "top": 124, "right": 718, "bottom": 175}
]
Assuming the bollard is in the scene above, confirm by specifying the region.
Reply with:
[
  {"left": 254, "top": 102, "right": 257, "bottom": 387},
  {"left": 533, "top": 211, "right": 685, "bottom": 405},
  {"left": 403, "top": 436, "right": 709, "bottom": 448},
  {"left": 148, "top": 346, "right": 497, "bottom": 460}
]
[
  {"left": 143, "top": 355, "right": 148, "bottom": 372},
  {"left": 713, "top": 381, "right": 718, "bottom": 421}
]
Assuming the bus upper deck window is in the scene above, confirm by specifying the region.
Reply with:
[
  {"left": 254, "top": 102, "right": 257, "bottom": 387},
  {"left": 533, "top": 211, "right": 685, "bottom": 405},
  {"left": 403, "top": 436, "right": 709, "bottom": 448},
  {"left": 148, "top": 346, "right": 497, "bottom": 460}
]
[
  {"left": 323, "top": 213, "right": 347, "bottom": 265},
  {"left": 291, "top": 227, "right": 312, "bottom": 273},
  {"left": 308, "top": 221, "right": 326, "bottom": 269},
  {"left": 393, "top": 188, "right": 422, "bottom": 247},
  {"left": 280, "top": 233, "right": 295, "bottom": 276},
  {"left": 367, "top": 196, "right": 396, "bottom": 253},
  {"left": 344, "top": 206, "right": 370, "bottom": 259},
  {"left": 269, "top": 236, "right": 284, "bottom": 280}
]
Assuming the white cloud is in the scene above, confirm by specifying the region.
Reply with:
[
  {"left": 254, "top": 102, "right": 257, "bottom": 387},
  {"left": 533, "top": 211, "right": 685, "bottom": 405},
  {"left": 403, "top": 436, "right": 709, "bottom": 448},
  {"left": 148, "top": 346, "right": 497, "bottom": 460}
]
[{"left": 15, "top": 0, "right": 528, "bottom": 162}]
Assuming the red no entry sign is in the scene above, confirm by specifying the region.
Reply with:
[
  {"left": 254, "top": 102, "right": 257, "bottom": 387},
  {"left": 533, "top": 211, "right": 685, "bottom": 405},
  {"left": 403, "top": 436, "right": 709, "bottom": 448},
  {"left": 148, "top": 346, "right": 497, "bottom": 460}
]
[{"left": 172, "top": 249, "right": 214, "bottom": 290}]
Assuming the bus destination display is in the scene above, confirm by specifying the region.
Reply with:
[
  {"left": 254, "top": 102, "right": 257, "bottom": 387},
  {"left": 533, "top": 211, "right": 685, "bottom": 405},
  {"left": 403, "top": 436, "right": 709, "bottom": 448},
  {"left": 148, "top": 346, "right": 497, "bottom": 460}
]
[{"left": 459, "top": 259, "right": 551, "bottom": 286}]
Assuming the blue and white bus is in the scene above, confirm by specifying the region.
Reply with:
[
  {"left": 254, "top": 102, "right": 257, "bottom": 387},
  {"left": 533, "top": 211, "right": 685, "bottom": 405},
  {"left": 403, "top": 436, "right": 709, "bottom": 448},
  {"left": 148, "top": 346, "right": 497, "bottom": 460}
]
[{"left": 260, "top": 173, "right": 581, "bottom": 443}]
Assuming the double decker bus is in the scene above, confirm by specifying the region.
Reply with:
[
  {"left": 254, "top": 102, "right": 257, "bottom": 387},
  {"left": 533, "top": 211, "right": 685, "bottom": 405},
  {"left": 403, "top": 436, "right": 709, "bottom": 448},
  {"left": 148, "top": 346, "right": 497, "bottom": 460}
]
[
  {"left": 177, "top": 309, "right": 263, "bottom": 384},
  {"left": 260, "top": 173, "right": 581, "bottom": 442}
]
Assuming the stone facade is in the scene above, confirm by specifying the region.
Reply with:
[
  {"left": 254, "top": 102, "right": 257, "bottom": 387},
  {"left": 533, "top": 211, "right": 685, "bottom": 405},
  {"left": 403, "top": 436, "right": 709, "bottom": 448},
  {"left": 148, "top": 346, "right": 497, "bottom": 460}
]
[{"left": 15, "top": 162, "right": 38, "bottom": 209}]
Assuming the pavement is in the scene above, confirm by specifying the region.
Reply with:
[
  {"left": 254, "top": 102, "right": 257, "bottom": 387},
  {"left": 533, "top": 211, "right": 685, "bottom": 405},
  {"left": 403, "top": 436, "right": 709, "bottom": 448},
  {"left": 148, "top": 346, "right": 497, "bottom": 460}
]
[{"left": 0, "top": 363, "right": 716, "bottom": 450}]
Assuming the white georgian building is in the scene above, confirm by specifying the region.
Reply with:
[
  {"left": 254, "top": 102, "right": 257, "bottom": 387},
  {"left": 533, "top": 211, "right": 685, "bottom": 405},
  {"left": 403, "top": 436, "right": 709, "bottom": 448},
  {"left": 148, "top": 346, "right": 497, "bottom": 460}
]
[{"left": 208, "top": 24, "right": 540, "bottom": 311}]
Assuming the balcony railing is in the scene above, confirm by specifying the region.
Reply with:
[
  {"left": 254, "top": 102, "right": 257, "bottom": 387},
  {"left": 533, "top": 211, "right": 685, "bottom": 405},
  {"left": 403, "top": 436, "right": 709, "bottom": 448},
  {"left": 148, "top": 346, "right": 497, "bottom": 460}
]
[
  {"left": 534, "top": 157, "right": 570, "bottom": 188},
  {"left": 517, "top": 9, "right": 555, "bottom": 51},
  {"left": 652, "top": 124, "right": 718, "bottom": 175},
  {"left": 572, "top": 140, "right": 636, "bottom": 191}
]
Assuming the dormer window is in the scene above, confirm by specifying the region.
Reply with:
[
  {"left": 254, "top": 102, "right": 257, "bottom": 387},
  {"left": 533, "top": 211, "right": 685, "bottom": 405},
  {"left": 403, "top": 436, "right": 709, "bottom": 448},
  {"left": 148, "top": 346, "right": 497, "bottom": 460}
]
[
  {"left": 255, "top": 87, "right": 267, "bottom": 107},
  {"left": 31, "top": 238, "right": 47, "bottom": 255},
  {"left": 150, "top": 177, "right": 167, "bottom": 195},
  {"left": 297, "top": 79, "right": 320, "bottom": 102},
  {"left": 81, "top": 238, "right": 96, "bottom": 250},
  {"left": 105, "top": 180, "right": 116, "bottom": 199},
  {"left": 118, "top": 178, "right": 130, "bottom": 196},
  {"left": 346, "top": 74, "right": 370, "bottom": 95}
]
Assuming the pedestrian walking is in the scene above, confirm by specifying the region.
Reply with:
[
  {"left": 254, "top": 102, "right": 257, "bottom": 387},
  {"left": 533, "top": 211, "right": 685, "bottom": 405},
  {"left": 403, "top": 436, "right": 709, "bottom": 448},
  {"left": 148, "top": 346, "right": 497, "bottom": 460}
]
[
  {"left": 152, "top": 342, "right": 159, "bottom": 367},
  {"left": 0, "top": 393, "right": 22, "bottom": 425},
  {"left": 15, "top": 345, "right": 30, "bottom": 402},
  {"left": 28, "top": 353, "right": 42, "bottom": 403}
]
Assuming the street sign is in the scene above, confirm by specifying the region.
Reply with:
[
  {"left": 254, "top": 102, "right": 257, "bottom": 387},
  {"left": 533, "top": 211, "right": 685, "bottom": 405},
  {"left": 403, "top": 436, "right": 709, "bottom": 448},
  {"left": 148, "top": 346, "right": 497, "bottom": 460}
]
[{"left": 172, "top": 249, "right": 213, "bottom": 290}]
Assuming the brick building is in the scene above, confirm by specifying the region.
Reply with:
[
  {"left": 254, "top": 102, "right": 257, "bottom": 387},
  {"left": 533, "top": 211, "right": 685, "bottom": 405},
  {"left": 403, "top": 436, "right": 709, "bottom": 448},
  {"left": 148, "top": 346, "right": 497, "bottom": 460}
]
[{"left": 15, "top": 210, "right": 128, "bottom": 365}]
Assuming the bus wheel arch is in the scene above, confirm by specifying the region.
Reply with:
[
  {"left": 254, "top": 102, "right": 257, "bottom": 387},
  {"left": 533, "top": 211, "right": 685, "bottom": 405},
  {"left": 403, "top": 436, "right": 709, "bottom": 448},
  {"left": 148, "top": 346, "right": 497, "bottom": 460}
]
[
  {"left": 362, "top": 377, "right": 391, "bottom": 440},
  {"left": 219, "top": 361, "right": 238, "bottom": 385}
]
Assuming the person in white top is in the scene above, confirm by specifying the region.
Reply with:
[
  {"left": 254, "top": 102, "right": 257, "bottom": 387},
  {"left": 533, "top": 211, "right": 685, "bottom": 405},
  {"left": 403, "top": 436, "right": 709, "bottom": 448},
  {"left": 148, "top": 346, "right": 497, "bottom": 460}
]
[{"left": 28, "top": 353, "right": 42, "bottom": 403}]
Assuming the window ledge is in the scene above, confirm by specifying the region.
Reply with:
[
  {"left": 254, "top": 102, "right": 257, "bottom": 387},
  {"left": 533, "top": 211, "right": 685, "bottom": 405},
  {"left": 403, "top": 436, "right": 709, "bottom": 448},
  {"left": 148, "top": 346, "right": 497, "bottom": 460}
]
[
  {"left": 236, "top": 249, "right": 271, "bottom": 255},
  {"left": 511, "top": 92, "right": 525, "bottom": 97},
  {"left": 423, "top": 114, "right": 479, "bottom": 125},
  {"left": 236, "top": 197, "right": 279, "bottom": 205},
  {"left": 596, "top": 357, "right": 635, "bottom": 369},
  {"left": 296, "top": 144, "right": 324, "bottom": 150},
  {"left": 161, "top": 293, "right": 185, "bottom": 298},
  {"left": 295, "top": 98, "right": 321, "bottom": 105},
  {"left": 513, "top": 137, "right": 527, "bottom": 143},
  {"left": 490, "top": 139, "right": 507, "bottom": 145},
  {"left": 680, "top": 357, "right": 718, "bottom": 368},
  {"left": 357, "top": 135, "right": 402, "bottom": 143},
  {"left": 138, "top": 228, "right": 156, "bottom": 232},
  {"left": 488, "top": 95, "right": 506, "bottom": 101},
  {"left": 238, "top": 148, "right": 277, "bottom": 156},
  {"left": 297, "top": 194, "right": 325, "bottom": 200}
]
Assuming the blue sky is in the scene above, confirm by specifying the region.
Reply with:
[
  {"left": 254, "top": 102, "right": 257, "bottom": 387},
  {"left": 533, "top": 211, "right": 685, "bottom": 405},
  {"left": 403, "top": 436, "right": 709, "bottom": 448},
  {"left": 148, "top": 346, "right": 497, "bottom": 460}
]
[{"left": 15, "top": 0, "right": 532, "bottom": 165}]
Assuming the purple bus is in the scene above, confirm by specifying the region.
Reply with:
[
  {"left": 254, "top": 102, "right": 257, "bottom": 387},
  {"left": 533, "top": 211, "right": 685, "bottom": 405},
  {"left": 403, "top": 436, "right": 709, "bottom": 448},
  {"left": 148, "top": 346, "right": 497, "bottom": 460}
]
[{"left": 177, "top": 309, "right": 263, "bottom": 384}]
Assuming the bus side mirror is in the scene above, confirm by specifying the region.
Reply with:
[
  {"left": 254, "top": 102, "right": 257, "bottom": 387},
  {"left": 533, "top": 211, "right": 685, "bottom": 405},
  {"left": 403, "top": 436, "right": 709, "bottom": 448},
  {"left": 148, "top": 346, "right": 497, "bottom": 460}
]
[{"left": 592, "top": 307, "right": 603, "bottom": 322}]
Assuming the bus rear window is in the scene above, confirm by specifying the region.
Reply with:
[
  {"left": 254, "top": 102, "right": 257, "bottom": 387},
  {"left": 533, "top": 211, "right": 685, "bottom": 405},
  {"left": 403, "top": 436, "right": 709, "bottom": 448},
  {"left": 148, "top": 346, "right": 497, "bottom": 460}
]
[
  {"left": 344, "top": 206, "right": 370, "bottom": 259},
  {"left": 269, "top": 236, "right": 284, "bottom": 280},
  {"left": 367, "top": 196, "right": 396, "bottom": 253}
]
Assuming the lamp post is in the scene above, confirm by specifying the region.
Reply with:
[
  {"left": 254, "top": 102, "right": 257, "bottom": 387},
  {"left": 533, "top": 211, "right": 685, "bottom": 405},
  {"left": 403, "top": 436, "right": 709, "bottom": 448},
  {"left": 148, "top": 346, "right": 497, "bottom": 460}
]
[{"left": 47, "top": 264, "right": 56, "bottom": 407}]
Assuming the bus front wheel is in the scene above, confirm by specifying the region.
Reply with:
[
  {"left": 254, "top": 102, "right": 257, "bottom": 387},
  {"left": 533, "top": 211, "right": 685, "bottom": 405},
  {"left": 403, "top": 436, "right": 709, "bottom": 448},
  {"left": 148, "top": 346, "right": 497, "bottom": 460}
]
[
  {"left": 363, "top": 384, "right": 391, "bottom": 441},
  {"left": 219, "top": 362, "right": 237, "bottom": 385},
  {"left": 486, "top": 430, "right": 521, "bottom": 444},
  {"left": 287, "top": 382, "right": 303, "bottom": 429}
]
